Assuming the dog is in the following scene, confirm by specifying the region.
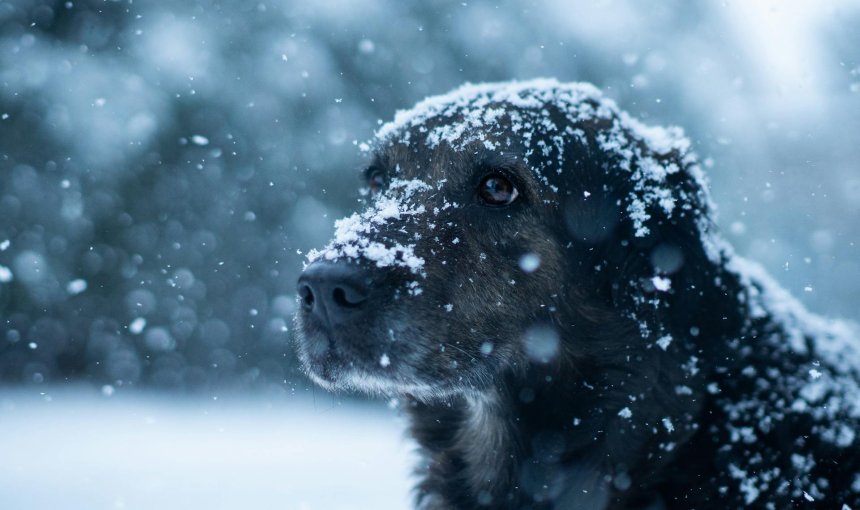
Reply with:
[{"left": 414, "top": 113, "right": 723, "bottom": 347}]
[{"left": 294, "top": 79, "right": 860, "bottom": 509}]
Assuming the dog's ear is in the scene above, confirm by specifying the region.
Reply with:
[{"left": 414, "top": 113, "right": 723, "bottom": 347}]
[
  {"left": 617, "top": 220, "right": 712, "bottom": 335},
  {"left": 590, "top": 145, "right": 719, "bottom": 347}
]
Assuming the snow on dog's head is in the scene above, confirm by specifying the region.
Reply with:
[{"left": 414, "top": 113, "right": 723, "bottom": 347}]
[{"left": 372, "top": 78, "right": 714, "bottom": 244}]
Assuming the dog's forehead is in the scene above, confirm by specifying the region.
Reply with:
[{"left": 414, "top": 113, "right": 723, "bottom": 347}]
[
  {"left": 375, "top": 141, "right": 473, "bottom": 186},
  {"left": 371, "top": 79, "right": 600, "bottom": 154},
  {"left": 366, "top": 79, "right": 610, "bottom": 192}
]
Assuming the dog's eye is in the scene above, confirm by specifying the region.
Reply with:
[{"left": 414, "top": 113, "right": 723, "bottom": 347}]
[
  {"left": 368, "top": 169, "right": 386, "bottom": 196},
  {"left": 478, "top": 174, "right": 519, "bottom": 206}
]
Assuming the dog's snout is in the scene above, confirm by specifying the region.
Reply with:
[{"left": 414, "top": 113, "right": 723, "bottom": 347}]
[{"left": 297, "top": 262, "right": 371, "bottom": 328}]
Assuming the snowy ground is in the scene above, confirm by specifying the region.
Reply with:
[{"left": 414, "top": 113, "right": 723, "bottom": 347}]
[{"left": 0, "top": 388, "right": 414, "bottom": 510}]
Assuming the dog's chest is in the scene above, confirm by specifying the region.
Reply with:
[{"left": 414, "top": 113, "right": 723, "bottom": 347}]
[{"left": 456, "top": 394, "right": 516, "bottom": 500}]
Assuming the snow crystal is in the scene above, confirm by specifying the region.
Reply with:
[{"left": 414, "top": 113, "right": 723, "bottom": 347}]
[
  {"left": 728, "top": 464, "right": 760, "bottom": 504},
  {"left": 190, "top": 134, "right": 209, "bottom": 146},
  {"left": 0, "top": 239, "right": 9, "bottom": 251},
  {"left": 662, "top": 417, "right": 674, "bottom": 433},
  {"left": 129, "top": 317, "right": 147, "bottom": 335},
  {"left": 0, "top": 265, "right": 12, "bottom": 283},
  {"left": 651, "top": 275, "right": 672, "bottom": 292},
  {"left": 675, "top": 385, "right": 693, "bottom": 396},
  {"left": 656, "top": 334, "right": 673, "bottom": 351},
  {"left": 791, "top": 453, "right": 815, "bottom": 473},
  {"left": 379, "top": 354, "right": 391, "bottom": 368},
  {"left": 618, "top": 407, "right": 633, "bottom": 419},
  {"left": 406, "top": 281, "right": 423, "bottom": 296},
  {"left": 681, "top": 356, "right": 700, "bottom": 376},
  {"left": 66, "top": 279, "right": 87, "bottom": 295},
  {"left": 518, "top": 253, "right": 541, "bottom": 273},
  {"left": 834, "top": 424, "right": 856, "bottom": 447},
  {"left": 444, "top": 304, "right": 454, "bottom": 312}
]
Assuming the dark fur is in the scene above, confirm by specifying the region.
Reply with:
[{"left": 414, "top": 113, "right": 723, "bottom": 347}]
[{"left": 295, "top": 88, "right": 860, "bottom": 509}]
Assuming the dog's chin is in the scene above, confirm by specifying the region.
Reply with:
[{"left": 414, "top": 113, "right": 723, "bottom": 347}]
[
  {"left": 302, "top": 356, "right": 449, "bottom": 400},
  {"left": 332, "top": 370, "right": 448, "bottom": 399},
  {"left": 296, "top": 333, "right": 452, "bottom": 400}
]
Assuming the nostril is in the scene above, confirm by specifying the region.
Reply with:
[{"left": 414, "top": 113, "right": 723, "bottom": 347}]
[
  {"left": 298, "top": 262, "right": 372, "bottom": 324},
  {"left": 299, "top": 284, "right": 315, "bottom": 311},
  {"left": 332, "top": 286, "right": 367, "bottom": 308}
]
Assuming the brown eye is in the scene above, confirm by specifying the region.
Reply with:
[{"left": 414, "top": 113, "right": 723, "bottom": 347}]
[
  {"left": 368, "top": 170, "right": 385, "bottom": 196},
  {"left": 478, "top": 174, "right": 519, "bottom": 206}
]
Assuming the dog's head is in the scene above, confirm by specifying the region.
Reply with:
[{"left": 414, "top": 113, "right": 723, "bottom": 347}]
[{"left": 295, "top": 79, "right": 718, "bottom": 400}]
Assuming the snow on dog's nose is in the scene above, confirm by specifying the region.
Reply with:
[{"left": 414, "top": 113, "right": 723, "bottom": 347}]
[{"left": 305, "top": 177, "right": 431, "bottom": 293}]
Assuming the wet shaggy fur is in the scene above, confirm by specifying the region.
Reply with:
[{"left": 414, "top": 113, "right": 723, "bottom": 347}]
[{"left": 294, "top": 82, "right": 860, "bottom": 509}]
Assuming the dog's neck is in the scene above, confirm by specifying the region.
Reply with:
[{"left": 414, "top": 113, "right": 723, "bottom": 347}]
[
  {"left": 408, "top": 387, "right": 517, "bottom": 509},
  {"left": 407, "top": 367, "right": 621, "bottom": 510},
  {"left": 455, "top": 391, "right": 517, "bottom": 505}
]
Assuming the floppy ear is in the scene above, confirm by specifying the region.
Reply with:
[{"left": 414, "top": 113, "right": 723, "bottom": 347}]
[
  {"left": 599, "top": 144, "right": 746, "bottom": 366},
  {"left": 614, "top": 219, "right": 713, "bottom": 340}
]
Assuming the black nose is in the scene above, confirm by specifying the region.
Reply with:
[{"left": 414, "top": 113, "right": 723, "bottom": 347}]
[{"left": 297, "top": 262, "right": 371, "bottom": 328}]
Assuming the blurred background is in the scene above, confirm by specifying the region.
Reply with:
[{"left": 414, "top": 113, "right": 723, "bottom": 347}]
[{"left": 0, "top": 0, "right": 858, "bottom": 508}]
